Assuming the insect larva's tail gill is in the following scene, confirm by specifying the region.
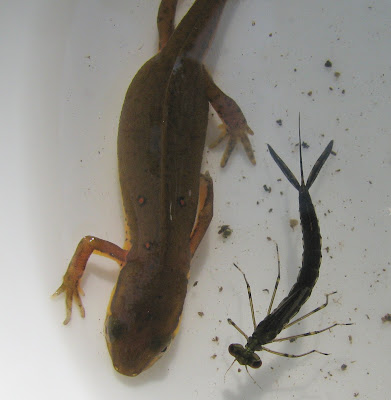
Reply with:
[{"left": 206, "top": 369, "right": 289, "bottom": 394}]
[
  {"left": 305, "top": 140, "right": 334, "bottom": 190},
  {"left": 267, "top": 144, "right": 300, "bottom": 191}
]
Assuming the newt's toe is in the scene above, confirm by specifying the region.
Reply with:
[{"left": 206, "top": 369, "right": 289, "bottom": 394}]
[{"left": 210, "top": 123, "right": 256, "bottom": 167}]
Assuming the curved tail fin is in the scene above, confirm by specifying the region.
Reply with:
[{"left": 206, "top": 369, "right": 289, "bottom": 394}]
[{"left": 267, "top": 117, "right": 333, "bottom": 191}]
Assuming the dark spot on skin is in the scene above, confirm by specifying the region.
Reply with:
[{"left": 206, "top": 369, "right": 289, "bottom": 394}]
[
  {"left": 144, "top": 242, "right": 152, "bottom": 250},
  {"left": 106, "top": 316, "right": 127, "bottom": 343},
  {"left": 178, "top": 196, "right": 186, "bottom": 207},
  {"left": 137, "top": 195, "right": 146, "bottom": 206}
]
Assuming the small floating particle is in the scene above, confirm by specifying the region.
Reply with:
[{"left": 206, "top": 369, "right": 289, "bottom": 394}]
[
  {"left": 381, "top": 313, "right": 391, "bottom": 323},
  {"left": 193, "top": 281, "right": 198, "bottom": 287},
  {"left": 325, "top": 60, "right": 332, "bottom": 68},
  {"left": 218, "top": 225, "right": 232, "bottom": 238},
  {"left": 341, "top": 364, "right": 347, "bottom": 371},
  {"left": 290, "top": 219, "right": 299, "bottom": 230},
  {"left": 263, "top": 184, "right": 271, "bottom": 193},
  {"left": 198, "top": 311, "right": 204, "bottom": 317},
  {"left": 276, "top": 119, "right": 282, "bottom": 126}
]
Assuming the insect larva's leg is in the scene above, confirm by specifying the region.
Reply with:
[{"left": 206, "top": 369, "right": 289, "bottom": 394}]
[
  {"left": 227, "top": 318, "right": 249, "bottom": 341},
  {"left": 262, "top": 347, "right": 329, "bottom": 358},
  {"left": 282, "top": 291, "right": 337, "bottom": 330},
  {"left": 267, "top": 242, "right": 281, "bottom": 316},
  {"left": 157, "top": 0, "right": 179, "bottom": 50},
  {"left": 190, "top": 172, "right": 213, "bottom": 257},
  {"left": 204, "top": 69, "right": 256, "bottom": 167},
  {"left": 232, "top": 263, "right": 257, "bottom": 330},
  {"left": 53, "top": 236, "right": 127, "bottom": 325},
  {"left": 271, "top": 322, "right": 353, "bottom": 344}
]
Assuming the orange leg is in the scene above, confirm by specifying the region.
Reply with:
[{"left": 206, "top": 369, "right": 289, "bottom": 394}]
[
  {"left": 190, "top": 172, "right": 214, "bottom": 257},
  {"left": 53, "top": 236, "right": 127, "bottom": 325},
  {"left": 157, "top": 0, "right": 179, "bottom": 50},
  {"left": 205, "top": 69, "right": 256, "bottom": 167}
]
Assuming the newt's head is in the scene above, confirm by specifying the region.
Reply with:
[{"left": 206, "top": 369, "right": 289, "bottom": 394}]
[{"left": 104, "top": 260, "right": 187, "bottom": 376}]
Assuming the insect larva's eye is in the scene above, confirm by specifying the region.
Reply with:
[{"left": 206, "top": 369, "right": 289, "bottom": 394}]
[{"left": 250, "top": 358, "right": 262, "bottom": 369}]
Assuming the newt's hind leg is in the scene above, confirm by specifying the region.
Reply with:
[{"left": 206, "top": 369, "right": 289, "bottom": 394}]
[
  {"left": 204, "top": 70, "right": 256, "bottom": 167},
  {"left": 157, "top": 0, "right": 179, "bottom": 50},
  {"left": 190, "top": 171, "right": 213, "bottom": 257},
  {"left": 53, "top": 236, "right": 127, "bottom": 324}
]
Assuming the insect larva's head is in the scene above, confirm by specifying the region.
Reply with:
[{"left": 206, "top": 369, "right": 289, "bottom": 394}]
[{"left": 228, "top": 343, "right": 262, "bottom": 369}]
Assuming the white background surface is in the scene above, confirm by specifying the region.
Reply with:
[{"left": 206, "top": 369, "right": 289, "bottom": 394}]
[{"left": 1, "top": 0, "right": 391, "bottom": 399}]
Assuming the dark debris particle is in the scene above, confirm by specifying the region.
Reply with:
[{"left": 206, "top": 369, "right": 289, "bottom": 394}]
[
  {"left": 302, "top": 141, "right": 309, "bottom": 149},
  {"left": 218, "top": 286, "right": 223, "bottom": 293},
  {"left": 193, "top": 281, "right": 198, "bottom": 287},
  {"left": 276, "top": 119, "right": 282, "bottom": 126},
  {"left": 381, "top": 313, "right": 391, "bottom": 323},
  {"left": 198, "top": 312, "right": 204, "bottom": 317},
  {"left": 218, "top": 225, "right": 232, "bottom": 238},
  {"left": 212, "top": 336, "right": 219, "bottom": 342},
  {"left": 268, "top": 208, "right": 273, "bottom": 213},
  {"left": 331, "top": 150, "right": 337, "bottom": 156},
  {"left": 325, "top": 60, "right": 332, "bottom": 68},
  {"left": 307, "top": 91, "right": 313, "bottom": 96},
  {"left": 341, "top": 364, "right": 347, "bottom": 371},
  {"left": 210, "top": 354, "right": 217, "bottom": 360},
  {"left": 263, "top": 184, "right": 271, "bottom": 193},
  {"left": 348, "top": 335, "right": 353, "bottom": 344}
]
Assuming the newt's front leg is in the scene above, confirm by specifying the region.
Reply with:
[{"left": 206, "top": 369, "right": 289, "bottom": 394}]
[
  {"left": 53, "top": 237, "right": 127, "bottom": 324},
  {"left": 205, "top": 70, "right": 256, "bottom": 167}
]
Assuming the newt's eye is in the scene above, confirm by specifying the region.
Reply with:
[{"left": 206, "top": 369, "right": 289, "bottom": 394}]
[{"left": 106, "top": 316, "right": 127, "bottom": 343}]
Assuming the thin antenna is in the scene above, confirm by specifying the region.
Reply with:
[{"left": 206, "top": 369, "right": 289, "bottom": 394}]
[{"left": 298, "top": 113, "right": 304, "bottom": 186}]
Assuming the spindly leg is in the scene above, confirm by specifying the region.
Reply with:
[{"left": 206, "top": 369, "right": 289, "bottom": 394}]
[
  {"left": 262, "top": 347, "right": 329, "bottom": 358},
  {"left": 267, "top": 242, "right": 281, "bottom": 316},
  {"left": 272, "top": 322, "right": 353, "bottom": 344},
  {"left": 53, "top": 236, "right": 128, "bottom": 324},
  {"left": 282, "top": 291, "right": 337, "bottom": 330},
  {"left": 204, "top": 69, "right": 256, "bottom": 167},
  {"left": 190, "top": 172, "right": 214, "bottom": 257},
  {"left": 157, "top": 0, "right": 179, "bottom": 50},
  {"left": 232, "top": 263, "right": 257, "bottom": 330}
]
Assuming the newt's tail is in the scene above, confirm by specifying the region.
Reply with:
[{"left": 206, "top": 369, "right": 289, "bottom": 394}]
[{"left": 267, "top": 116, "right": 333, "bottom": 191}]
